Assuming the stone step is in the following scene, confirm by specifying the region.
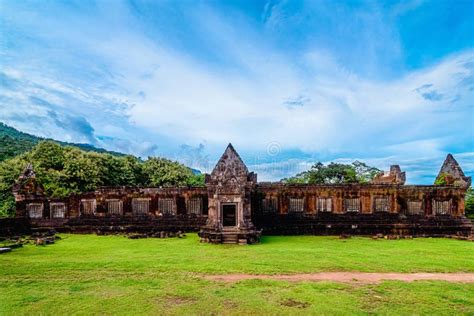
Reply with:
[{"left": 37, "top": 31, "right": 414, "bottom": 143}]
[
  {"left": 222, "top": 234, "right": 238, "bottom": 244},
  {"left": 222, "top": 236, "right": 238, "bottom": 240}
]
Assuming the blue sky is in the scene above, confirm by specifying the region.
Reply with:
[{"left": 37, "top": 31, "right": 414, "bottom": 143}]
[{"left": 0, "top": 0, "right": 473, "bottom": 183}]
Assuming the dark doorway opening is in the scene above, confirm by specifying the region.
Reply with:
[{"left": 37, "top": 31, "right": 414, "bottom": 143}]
[{"left": 222, "top": 204, "right": 237, "bottom": 227}]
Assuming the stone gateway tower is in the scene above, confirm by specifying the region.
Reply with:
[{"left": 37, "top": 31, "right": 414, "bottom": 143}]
[{"left": 198, "top": 144, "right": 261, "bottom": 244}]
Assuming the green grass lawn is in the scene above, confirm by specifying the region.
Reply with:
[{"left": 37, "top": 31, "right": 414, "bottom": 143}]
[{"left": 1, "top": 234, "right": 473, "bottom": 315}]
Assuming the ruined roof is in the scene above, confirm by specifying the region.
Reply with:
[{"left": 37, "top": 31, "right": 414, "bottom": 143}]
[
  {"left": 371, "top": 165, "right": 406, "bottom": 185},
  {"left": 209, "top": 143, "right": 249, "bottom": 183},
  {"left": 435, "top": 154, "right": 471, "bottom": 188},
  {"left": 12, "top": 163, "right": 44, "bottom": 197},
  {"left": 20, "top": 163, "right": 35, "bottom": 179}
]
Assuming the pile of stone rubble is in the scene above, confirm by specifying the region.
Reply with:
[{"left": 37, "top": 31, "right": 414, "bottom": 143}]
[{"left": 0, "top": 230, "right": 61, "bottom": 254}]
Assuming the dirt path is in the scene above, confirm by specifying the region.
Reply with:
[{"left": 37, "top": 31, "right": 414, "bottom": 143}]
[{"left": 204, "top": 272, "right": 474, "bottom": 284}]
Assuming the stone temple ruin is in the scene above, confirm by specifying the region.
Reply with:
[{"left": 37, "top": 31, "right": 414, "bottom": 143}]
[{"left": 8, "top": 144, "right": 473, "bottom": 243}]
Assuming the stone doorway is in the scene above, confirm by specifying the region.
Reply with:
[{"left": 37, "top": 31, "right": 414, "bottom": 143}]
[
  {"left": 222, "top": 204, "right": 237, "bottom": 227},
  {"left": 198, "top": 143, "right": 261, "bottom": 244}
]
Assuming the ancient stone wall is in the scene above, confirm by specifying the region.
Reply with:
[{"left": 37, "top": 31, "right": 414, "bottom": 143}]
[
  {"left": 12, "top": 182, "right": 471, "bottom": 236},
  {"left": 254, "top": 183, "right": 467, "bottom": 216},
  {"left": 0, "top": 218, "right": 30, "bottom": 236},
  {"left": 252, "top": 213, "right": 473, "bottom": 236},
  {"left": 10, "top": 150, "right": 472, "bottom": 238}
]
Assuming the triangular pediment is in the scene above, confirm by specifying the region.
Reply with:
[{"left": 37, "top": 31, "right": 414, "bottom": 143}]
[
  {"left": 210, "top": 143, "right": 249, "bottom": 182},
  {"left": 435, "top": 154, "right": 471, "bottom": 188},
  {"left": 12, "top": 163, "right": 44, "bottom": 196}
]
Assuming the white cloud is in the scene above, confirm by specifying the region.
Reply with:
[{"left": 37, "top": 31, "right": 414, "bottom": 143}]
[{"left": 0, "top": 1, "right": 472, "bottom": 183}]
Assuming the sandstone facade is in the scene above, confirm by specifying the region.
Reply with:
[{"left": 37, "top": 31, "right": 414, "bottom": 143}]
[{"left": 11, "top": 146, "right": 473, "bottom": 243}]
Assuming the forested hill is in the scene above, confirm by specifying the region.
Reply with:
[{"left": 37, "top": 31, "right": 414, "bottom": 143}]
[{"left": 0, "top": 122, "right": 125, "bottom": 162}]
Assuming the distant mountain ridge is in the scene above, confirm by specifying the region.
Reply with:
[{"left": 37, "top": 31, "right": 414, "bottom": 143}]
[
  {"left": 0, "top": 122, "right": 202, "bottom": 174},
  {"left": 0, "top": 122, "right": 126, "bottom": 162}
]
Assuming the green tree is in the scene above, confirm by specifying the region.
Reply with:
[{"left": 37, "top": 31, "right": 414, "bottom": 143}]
[
  {"left": 143, "top": 157, "right": 196, "bottom": 187},
  {"left": 283, "top": 161, "right": 380, "bottom": 184},
  {"left": 62, "top": 149, "right": 107, "bottom": 193},
  {"left": 30, "top": 141, "right": 65, "bottom": 170},
  {"left": 352, "top": 161, "right": 382, "bottom": 184},
  {"left": 119, "top": 155, "right": 146, "bottom": 186},
  {"left": 465, "top": 187, "right": 474, "bottom": 217},
  {"left": 105, "top": 155, "right": 147, "bottom": 187},
  {"left": 0, "top": 155, "right": 30, "bottom": 217},
  {"left": 186, "top": 173, "right": 206, "bottom": 186}
]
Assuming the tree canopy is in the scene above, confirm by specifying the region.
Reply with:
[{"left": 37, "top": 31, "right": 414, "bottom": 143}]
[
  {"left": 466, "top": 187, "right": 474, "bottom": 217},
  {"left": 282, "top": 161, "right": 381, "bottom": 184}
]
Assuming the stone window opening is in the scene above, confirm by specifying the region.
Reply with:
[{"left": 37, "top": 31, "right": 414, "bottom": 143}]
[
  {"left": 80, "top": 199, "right": 96, "bottom": 216},
  {"left": 432, "top": 199, "right": 451, "bottom": 215},
  {"left": 345, "top": 198, "right": 360, "bottom": 213},
  {"left": 316, "top": 198, "right": 332, "bottom": 213},
  {"left": 187, "top": 198, "right": 203, "bottom": 215},
  {"left": 27, "top": 203, "right": 44, "bottom": 219},
  {"left": 406, "top": 201, "right": 423, "bottom": 215},
  {"left": 262, "top": 197, "right": 278, "bottom": 213},
  {"left": 288, "top": 198, "right": 304, "bottom": 213},
  {"left": 107, "top": 199, "right": 123, "bottom": 216},
  {"left": 158, "top": 198, "right": 175, "bottom": 215},
  {"left": 50, "top": 202, "right": 66, "bottom": 218},
  {"left": 132, "top": 198, "right": 150, "bottom": 215},
  {"left": 374, "top": 197, "right": 390, "bottom": 212}
]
